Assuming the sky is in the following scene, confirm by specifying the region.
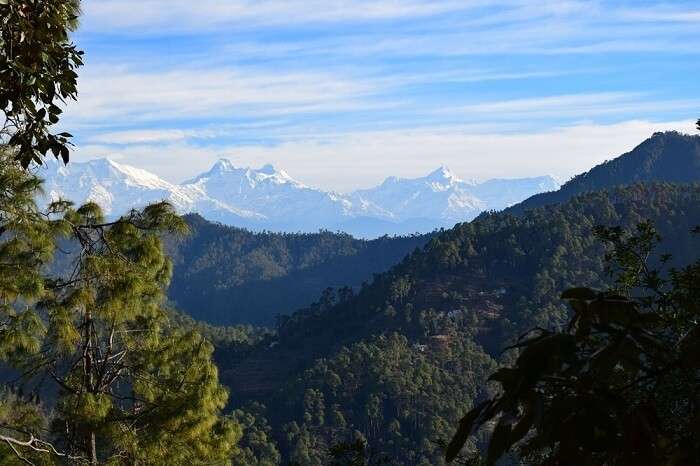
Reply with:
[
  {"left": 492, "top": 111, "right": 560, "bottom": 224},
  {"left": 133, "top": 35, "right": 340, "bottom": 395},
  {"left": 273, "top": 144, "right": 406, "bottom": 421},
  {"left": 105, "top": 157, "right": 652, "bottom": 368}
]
[{"left": 62, "top": 0, "right": 700, "bottom": 192}]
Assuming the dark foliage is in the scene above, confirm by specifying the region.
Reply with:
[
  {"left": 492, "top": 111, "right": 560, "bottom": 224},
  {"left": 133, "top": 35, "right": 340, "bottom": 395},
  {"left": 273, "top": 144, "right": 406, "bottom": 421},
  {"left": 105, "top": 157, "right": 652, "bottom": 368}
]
[
  {"left": 164, "top": 214, "right": 430, "bottom": 325},
  {"left": 447, "top": 223, "right": 700, "bottom": 465},
  {"left": 167, "top": 307, "right": 271, "bottom": 348},
  {"left": 218, "top": 182, "right": 700, "bottom": 465},
  {"left": 0, "top": 0, "right": 83, "bottom": 167}
]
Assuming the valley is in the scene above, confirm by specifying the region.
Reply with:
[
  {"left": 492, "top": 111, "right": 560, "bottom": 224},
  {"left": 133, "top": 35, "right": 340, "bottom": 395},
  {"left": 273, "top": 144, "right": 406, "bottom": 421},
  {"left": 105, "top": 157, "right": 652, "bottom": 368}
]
[
  {"left": 2, "top": 3, "right": 699, "bottom": 464},
  {"left": 177, "top": 132, "right": 700, "bottom": 464}
]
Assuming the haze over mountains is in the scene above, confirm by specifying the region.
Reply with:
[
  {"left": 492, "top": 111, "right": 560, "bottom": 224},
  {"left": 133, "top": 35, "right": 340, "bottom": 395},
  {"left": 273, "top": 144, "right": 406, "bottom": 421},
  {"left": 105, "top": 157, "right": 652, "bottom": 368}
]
[{"left": 38, "top": 158, "right": 558, "bottom": 237}]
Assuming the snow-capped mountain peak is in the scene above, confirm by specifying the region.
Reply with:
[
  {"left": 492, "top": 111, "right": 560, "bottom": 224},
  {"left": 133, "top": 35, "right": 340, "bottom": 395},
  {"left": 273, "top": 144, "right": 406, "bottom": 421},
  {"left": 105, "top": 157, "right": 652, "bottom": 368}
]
[
  {"left": 41, "top": 156, "right": 176, "bottom": 191},
  {"left": 37, "top": 158, "right": 262, "bottom": 224},
  {"left": 185, "top": 158, "right": 239, "bottom": 183},
  {"left": 38, "top": 159, "right": 559, "bottom": 237},
  {"left": 187, "top": 160, "right": 303, "bottom": 188},
  {"left": 427, "top": 165, "right": 458, "bottom": 181},
  {"left": 40, "top": 159, "right": 156, "bottom": 215},
  {"left": 101, "top": 159, "right": 175, "bottom": 189},
  {"left": 351, "top": 168, "right": 486, "bottom": 222},
  {"left": 249, "top": 164, "right": 301, "bottom": 186}
]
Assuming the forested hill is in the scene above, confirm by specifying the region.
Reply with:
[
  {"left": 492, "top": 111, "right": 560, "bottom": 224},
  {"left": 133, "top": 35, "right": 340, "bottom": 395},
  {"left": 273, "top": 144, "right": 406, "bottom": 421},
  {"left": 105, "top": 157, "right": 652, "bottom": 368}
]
[
  {"left": 164, "top": 214, "right": 432, "bottom": 325},
  {"left": 219, "top": 182, "right": 700, "bottom": 465},
  {"left": 506, "top": 131, "right": 700, "bottom": 215}
]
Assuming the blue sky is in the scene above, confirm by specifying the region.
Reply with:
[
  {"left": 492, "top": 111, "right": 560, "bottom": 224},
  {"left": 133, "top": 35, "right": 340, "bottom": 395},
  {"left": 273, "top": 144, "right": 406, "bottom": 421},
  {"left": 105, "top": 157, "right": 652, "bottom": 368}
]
[{"left": 63, "top": 0, "right": 699, "bottom": 191}]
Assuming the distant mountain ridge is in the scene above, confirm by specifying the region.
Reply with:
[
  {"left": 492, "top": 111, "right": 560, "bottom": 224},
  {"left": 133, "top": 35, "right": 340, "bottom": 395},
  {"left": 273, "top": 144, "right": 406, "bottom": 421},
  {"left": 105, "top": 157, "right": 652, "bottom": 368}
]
[
  {"left": 506, "top": 131, "right": 700, "bottom": 215},
  {"left": 165, "top": 214, "right": 431, "bottom": 325},
  {"left": 37, "top": 158, "right": 558, "bottom": 237}
]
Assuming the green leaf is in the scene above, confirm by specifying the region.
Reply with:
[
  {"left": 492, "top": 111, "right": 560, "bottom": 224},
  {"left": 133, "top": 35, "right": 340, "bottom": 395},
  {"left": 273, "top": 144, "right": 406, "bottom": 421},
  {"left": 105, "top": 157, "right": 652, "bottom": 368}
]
[
  {"left": 561, "top": 287, "right": 597, "bottom": 301},
  {"left": 510, "top": 402, "right": 535, "bottom": 448},
  {"left": 486, "top": 419, "right": 513, "bottom": 466},
  {"left": 446, "top": 401, "right": 489, "bottom": 462},
  {"left": 488, "top": 368, "right": 519, "bottom": 389},
  {"left": 60, "top": 145, "right": 69, "bottom": 164},
  {"left": 680, "top": 325, "right": 700, "bottom": 369}
]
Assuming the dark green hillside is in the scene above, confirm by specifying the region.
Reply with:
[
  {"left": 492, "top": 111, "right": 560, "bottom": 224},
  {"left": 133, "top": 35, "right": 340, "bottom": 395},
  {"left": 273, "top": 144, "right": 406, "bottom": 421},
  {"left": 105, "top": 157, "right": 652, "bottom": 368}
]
[
  {"left": 219, "top": 182, "right": 700, "bottom": 465},
  {"left": 271, "top": 183, "right": 700, "bottom": 357},
  {"left": 507, "top": 131, "right": 700, "bottom": 215},
  {"left": 165, "top": 215, "right": 431, "bottom": 325}
]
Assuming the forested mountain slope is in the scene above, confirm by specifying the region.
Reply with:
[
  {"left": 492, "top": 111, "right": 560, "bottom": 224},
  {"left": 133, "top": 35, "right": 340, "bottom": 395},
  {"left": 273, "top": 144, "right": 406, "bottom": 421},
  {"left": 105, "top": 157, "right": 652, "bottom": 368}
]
[
  {"left": 165, "top": 215, "right": 431, "bottom": 325},
  {"left": 220, "top": 182, "right": 700, "bottom": 466},
  {"left": 506, "top": 131, "right": 700, "bottom": 215}
]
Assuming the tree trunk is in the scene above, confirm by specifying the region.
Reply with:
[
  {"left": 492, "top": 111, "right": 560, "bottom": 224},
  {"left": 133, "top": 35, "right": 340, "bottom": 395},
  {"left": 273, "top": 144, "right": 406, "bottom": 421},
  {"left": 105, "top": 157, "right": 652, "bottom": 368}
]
[
  {"left": 84, "top": 308, "right": 98, "bottom": 465},
  {"left": 90, "top": 431, "right": 98, "bottom": 465}
]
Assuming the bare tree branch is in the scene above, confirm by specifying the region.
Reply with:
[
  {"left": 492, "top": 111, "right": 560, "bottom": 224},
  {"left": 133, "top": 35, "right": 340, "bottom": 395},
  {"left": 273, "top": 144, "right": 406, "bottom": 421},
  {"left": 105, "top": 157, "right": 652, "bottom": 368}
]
[{"left": 0, "top": 431, "right": 85, "bottom": 465}]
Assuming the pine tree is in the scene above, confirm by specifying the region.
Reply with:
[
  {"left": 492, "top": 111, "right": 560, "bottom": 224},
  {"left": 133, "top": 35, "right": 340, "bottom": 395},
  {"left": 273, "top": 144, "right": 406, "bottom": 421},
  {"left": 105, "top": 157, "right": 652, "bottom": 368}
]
[
  {"left": 0, "top": 390, "right": 57, "bottom": 466},
  {"left": 0, "top": 150, "right": 58, "bottom": 356},
  {"left": 0, "top": 148, "right": 74, "bottom": 463},
  {"left": 3, "top": 3, "right": 242, "bottom": 463},
  {"left": 27, "top": 201, "right": 241, "bottom": 464},
  {"left": 0, "top": 153, "right": 240, "bottom": 464}
]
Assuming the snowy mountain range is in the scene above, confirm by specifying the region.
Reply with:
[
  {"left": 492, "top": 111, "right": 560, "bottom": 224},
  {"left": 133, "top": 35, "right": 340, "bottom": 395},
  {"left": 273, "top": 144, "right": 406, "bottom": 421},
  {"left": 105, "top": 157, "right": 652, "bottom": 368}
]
[{"left": 37, "top": 158, "right": 559, "bottom": 238}]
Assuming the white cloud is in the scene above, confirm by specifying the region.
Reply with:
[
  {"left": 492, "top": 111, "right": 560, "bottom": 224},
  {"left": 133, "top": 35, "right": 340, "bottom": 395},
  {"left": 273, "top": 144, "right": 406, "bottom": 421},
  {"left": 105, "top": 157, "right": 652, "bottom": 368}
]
[
  {"left": 74, "top": 120, "right": 697, "bottom": 192},
  {"left": 79, "top": 0, "right": 700, "bottom": 57},
  {"left": 316, "top": 15, "right": 700, "bottom": 58},
  {"left": 446, "top": 92, "right": 639, "bottom": 113},
  {"left": 64, "top": 65, "right": 379, "bottom": 126},
  {"left": 619, "top": 4, "right": 700, "bottom": 23},
  {"left": 441, "top": 93, "right": 700, "bottom": 120},
  {"left": 62, "top": 1, "right": 700, "bottom": 193},
  {"left": 81, "top": 0, "right": 484, "bottom": 31},
  {"left": 67, "top": 62, "right": 604, "bottom": 135},
  {"left": 88, "top": 129, "right": 193, "bottom": 144}
]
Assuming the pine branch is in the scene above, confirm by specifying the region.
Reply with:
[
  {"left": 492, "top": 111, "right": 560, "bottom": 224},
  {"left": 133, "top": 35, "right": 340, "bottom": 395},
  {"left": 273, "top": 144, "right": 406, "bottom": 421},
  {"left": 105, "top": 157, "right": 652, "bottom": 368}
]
[{"left": 0, "top": 431, "right": 84, "bottom": 465}]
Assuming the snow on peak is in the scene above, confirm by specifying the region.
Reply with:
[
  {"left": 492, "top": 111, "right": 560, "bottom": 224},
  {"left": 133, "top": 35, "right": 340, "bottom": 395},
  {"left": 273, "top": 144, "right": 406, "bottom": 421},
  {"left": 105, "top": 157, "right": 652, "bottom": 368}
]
[
  {"left": 246, "top": 164, "right": 301, "bottom": 187},
  {"left": 427, "top": 166, "right": 458, "bottom": 181},
  {"left": 378, "top": 167, "right": 464, "bottom": 189},
  {"left": 38, "top": 159, "right": 558, "bottom": 237},
  {"left": 187, "top": 160, "right": 302, "bottom": 188},
  {"left": 104, "top": 159, "right": 176, "bottom": 189},
  {"left": 41, "top": 157, "right": 171, "bottom": 189},
  {"left": 207, "top": 158, "right": 242, "bottom": 176},
  {"left": 424, "top": 166, "right": 480, "bottom": 188},
  {"left": 214, "top": 158, "right": 236, "bottom": 170},
  {"left": 37, "top": 158, "right": 185, "bottom": 216}
]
